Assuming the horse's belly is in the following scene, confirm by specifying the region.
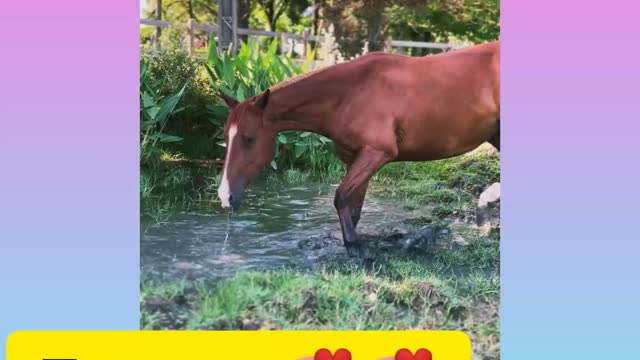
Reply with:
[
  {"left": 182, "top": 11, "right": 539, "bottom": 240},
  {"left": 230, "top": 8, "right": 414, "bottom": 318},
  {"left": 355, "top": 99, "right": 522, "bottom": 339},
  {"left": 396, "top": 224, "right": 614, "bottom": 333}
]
[{"left": 395, "top": 114, "right": 498, "bottom": 161}]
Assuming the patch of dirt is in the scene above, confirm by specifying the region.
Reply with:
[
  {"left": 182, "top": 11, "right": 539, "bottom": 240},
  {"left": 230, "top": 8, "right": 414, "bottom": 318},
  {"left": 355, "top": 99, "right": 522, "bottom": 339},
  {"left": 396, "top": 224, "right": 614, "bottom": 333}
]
[
  {"left": 297, "top": 288, "right": 318, "bottom": 322},
  {"left": 195, "top": 318, "right": 283, "bottom": 330},
  {"left": 141, "top": 287, "right": 200, "bottom": 330},
  {"left": 141, "top": 295, "right": 190, "bottom": 329},
  {"left": 298, "top": 223, "right": 454, "bottom": 261}
]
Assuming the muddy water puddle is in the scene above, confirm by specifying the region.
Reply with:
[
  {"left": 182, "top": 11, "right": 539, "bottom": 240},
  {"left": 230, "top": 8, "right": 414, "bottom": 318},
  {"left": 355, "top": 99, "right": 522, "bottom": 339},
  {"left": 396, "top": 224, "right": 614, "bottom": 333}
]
[{"left": 141, "top": 183, "right": 443, "bottom": 283}]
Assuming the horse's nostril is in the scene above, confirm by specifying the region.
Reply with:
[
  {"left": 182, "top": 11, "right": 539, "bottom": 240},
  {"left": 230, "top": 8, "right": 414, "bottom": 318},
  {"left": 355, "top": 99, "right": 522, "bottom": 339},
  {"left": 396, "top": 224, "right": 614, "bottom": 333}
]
[{"left": 228, "top": 194, "right": 234, "bottom": 203}]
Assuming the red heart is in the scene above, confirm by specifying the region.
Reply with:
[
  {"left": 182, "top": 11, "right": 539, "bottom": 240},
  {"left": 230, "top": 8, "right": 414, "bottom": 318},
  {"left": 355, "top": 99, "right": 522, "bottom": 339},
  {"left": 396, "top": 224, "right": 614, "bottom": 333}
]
[
  {"left": 314, "top": 348, "right": 352, "bottom": 360},
  {"left": 394, "top": 348, "right": 432, "bottom": 360}
]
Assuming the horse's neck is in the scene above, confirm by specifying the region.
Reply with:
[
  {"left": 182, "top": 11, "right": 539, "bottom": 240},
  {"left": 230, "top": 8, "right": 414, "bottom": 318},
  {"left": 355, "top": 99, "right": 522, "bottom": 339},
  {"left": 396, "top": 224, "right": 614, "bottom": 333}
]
[{"left": 266, "top": 70, "right": 344, "bottom": 138}]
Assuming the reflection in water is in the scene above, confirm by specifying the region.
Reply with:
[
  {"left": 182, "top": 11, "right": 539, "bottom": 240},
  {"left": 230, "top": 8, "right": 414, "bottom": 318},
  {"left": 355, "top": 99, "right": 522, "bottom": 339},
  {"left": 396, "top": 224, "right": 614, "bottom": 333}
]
[{"left": 141, "top": 183, "right": 417, "bottom": 283}]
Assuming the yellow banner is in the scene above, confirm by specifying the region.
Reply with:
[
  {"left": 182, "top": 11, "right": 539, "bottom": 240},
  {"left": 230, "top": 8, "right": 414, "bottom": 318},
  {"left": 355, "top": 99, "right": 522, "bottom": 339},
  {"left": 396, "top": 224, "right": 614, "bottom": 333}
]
[{"left": 7, "top": 331, "right": 470, "bottom": 360}]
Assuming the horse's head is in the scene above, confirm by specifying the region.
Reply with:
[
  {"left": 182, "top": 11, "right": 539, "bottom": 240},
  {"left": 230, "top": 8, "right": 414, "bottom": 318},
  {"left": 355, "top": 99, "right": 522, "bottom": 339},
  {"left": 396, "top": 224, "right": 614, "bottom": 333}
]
[{"left": 217, "top": 89, "right": 275, "bottom": 209}]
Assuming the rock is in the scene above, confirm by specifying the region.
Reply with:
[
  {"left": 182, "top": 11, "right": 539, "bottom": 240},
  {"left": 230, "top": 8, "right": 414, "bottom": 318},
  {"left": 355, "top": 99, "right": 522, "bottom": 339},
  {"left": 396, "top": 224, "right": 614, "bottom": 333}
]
[
  {"left": 367, "top": 293, "right": 378, "bottom": 302},
  {"left": 174, "top": 261, "right": 204, "bottom": 271},
  {"left": 260, "top": 320, "right": 283, "bottom": 330},
  {"left": 207, "top": 254, "right": 243, "bottom": 265},
  {"left": 298, "top": 233, "right": 339, "bottom": 250},
  {"left": 241, "top": 319, "right": 262, "bottom": 330},
  {"left": 477, "top": 182, "right": 500, "bottom": 226},
  {"left": 390, "top": 227, "right": 409, "bottom": 236},
  {"left": 196, "top": 319, "right": 240, "bottom": 330},
  {"left": 142, "top": 295, "right": 170, "bottom": 312},
  {"left": 452, "top": 233, "right": 469, "bottom": 246}
]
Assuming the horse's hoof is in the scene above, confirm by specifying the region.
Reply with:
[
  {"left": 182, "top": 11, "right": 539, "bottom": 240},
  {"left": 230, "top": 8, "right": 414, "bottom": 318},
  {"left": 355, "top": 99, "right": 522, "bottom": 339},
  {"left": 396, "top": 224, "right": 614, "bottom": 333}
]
[{"left": 345, "top": 243, "right": 361, "bottom": 258}]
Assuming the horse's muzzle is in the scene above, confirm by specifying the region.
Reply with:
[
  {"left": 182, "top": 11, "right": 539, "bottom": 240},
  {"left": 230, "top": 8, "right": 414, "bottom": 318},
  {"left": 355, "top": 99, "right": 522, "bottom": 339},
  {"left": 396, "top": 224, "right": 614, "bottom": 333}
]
[{"left": 218, "top": 186, "right": 243, "bottom": 209}]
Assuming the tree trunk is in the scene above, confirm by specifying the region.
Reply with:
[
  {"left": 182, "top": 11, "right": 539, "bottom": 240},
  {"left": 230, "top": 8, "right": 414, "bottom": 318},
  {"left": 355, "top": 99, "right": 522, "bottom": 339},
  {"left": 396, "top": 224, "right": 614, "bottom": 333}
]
[
  {"left": 364, "top": 0, "right": 385, "bottom": 51},
  {"left": 187, "top": 0, "right": 195, "bottom": 20},
  {"left": 265, "top": 1, "right": 276, "bottom": 31},
  {"left": 237, "top": 0, "right": 250, "bottom": 43},
  {"left": 313, "top": 0, "right": 323, "bottom": 36}
]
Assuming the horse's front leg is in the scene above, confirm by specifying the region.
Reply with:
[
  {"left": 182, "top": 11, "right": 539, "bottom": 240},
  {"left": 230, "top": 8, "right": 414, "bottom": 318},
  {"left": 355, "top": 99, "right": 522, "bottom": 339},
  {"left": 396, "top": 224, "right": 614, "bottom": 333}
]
[
  {"left": 350, "top": 180, "right": 369, "bottom": 229},
  {"left": 334, "top": 148, "right": 389, "bottom": 256}
]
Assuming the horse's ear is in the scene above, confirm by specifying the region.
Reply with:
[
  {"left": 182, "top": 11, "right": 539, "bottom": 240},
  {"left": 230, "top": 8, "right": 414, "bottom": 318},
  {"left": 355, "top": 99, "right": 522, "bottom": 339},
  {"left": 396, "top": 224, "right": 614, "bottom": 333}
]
[
  {"left": 219, "top": 92, "right": 239, "bottom": 109},
  {"left": 254, "top": 89, "right": 270, "bottom": 110}
]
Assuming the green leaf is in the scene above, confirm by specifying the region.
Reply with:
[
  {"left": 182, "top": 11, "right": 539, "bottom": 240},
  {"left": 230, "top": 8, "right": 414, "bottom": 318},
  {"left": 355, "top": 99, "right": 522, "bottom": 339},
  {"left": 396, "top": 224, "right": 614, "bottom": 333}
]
[
  {"left": 222, "top": 56, "right": 235, "bottom": 87},
  {"left": 238, "top": 41, "right": 251, "bottom": 62},
  {"left": 304, "top": 45, "right": 316, "bottom": 71},
  {"left": 209, "top": 118, "right": 224, "bottom": 128},
  {"left": 275, "top": 56, "right": 293, "bottom": 78},
  {"left": 145, "top": 108, "right": 159, "bottom": 122},
  {"left": 207, "top": 33, "right": 219, "bottom": 66},
  {"left": 267, "top": 38, "right": 279, "bottom": 57},
  {"left": 207, "top": 104, "right": 229, "bottom": 118},
  {"left": 205, "top": 64, "right": 220, "bottom": 84},
  {"left": 236, "top": 86, "right": 245, "bottom": 101},
  {"left": 277, "top": 133, "right": 287, "bottom": 144},
  {"left": 270, "top": 160, "right": 278, "bottom": 170},
  {"left": 140, "top": 60, "right": 148, "bottom": 83},
  {"left": 158, "top": 134, "right": 183, "bottom": 143},
  {"left": 141, "top": 91, "right": 155, "bottom": 111},
  {"left": 155, "top": 83, "right": 186, "bottom": 127}
]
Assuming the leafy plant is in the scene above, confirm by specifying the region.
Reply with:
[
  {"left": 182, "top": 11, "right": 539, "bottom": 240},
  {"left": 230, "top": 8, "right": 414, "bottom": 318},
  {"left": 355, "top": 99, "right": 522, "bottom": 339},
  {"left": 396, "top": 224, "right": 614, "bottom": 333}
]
[{"left": 140, "top": 59, "right": 187, "bottom": 165}]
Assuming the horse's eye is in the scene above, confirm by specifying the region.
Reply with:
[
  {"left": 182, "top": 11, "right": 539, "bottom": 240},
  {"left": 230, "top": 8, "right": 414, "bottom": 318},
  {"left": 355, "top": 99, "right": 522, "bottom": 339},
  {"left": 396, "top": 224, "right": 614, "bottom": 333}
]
[{"left": 242, "top": 134, "right": 255, "bottom": 146}]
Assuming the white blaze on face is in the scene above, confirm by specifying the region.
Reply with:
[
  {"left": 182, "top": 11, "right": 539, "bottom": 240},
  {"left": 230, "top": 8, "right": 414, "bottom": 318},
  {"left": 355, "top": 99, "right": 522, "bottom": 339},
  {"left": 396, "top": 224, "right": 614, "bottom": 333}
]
[{"left": 218, "top": 124, "right": 238, "bottom": 208}]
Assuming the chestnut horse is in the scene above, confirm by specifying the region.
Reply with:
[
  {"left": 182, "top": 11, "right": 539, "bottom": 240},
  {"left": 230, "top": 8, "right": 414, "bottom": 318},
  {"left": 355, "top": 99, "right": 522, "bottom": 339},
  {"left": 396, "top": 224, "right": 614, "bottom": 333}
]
[{"left": 217, "top": 41, "right": 500, "bottom": 256}]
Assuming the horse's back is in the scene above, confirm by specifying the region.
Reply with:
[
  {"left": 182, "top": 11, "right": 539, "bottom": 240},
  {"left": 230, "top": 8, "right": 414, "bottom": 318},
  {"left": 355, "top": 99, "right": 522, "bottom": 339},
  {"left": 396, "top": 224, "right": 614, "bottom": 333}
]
[
  {"left": 325, "top": 41, "right": 500, "bottom": 162},
  {"left": 365, "top": 42, "right": 500, "bottom": 161}
]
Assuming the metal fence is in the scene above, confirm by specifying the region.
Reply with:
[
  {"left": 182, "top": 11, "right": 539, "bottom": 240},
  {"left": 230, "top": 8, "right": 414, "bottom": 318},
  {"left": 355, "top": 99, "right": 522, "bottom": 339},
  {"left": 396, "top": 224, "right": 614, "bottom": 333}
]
[{"left": 140, "top": 18, "right": 458, "bottom": 56}]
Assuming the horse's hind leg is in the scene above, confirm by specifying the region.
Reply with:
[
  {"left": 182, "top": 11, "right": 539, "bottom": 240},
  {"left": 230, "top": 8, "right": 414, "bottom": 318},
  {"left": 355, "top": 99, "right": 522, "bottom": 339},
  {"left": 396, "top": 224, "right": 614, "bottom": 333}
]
[
  {"left": 488, "top": 133, "right": 500, "bottom": 151},
  {"left": 478, "top": 120, "right": 500, "bottom": 228},
  {"left": 488, "top": 119, "right": 500, "bottom": 151}
]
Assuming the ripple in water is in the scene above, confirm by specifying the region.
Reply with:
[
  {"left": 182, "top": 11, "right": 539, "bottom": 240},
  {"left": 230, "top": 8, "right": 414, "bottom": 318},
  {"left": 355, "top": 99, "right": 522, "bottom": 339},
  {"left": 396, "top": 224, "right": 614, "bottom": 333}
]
[{"left": 141, "top": 183, "right": 418, "bottom": 283}]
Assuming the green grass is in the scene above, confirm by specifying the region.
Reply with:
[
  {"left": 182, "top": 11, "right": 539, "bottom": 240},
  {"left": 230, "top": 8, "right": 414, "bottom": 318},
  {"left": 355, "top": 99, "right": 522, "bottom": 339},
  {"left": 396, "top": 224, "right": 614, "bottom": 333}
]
[
  {"left": 372, "top": 149, "right": 500, "bottom": 218},
  {"left": 266, "top": 165, "right": 345, "bottom": 186},
  {"left": 140, "top": 151, "right": 220, "bottom": 223}
]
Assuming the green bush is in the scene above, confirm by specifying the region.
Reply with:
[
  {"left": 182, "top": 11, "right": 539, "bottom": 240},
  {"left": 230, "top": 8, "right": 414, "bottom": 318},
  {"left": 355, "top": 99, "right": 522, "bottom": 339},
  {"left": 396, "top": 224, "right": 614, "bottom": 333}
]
[
  {"left": 140, "top": 59, "right": 186, "bottom": 166},
  {"left": 142, "top": 34, "right": 218, "bottom": 159}
]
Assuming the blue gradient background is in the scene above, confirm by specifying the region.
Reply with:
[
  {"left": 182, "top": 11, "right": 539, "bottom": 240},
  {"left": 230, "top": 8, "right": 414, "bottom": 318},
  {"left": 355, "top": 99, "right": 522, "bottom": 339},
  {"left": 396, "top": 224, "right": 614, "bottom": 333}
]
[
  {"left": 502, "top": 1, "right": 640, "bottom": 358},
  {"left": 2, "top": 0, "right": 640, "bottom": 359}
]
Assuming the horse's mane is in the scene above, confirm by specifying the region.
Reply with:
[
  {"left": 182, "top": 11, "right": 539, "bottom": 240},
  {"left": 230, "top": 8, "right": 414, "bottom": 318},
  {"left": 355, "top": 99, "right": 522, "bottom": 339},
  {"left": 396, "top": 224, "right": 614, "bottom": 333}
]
[
  {"left": 269, "top": 52, "right": 392, "bottom": 92},
  {"left": 269, "top": 65, "right": 332, "bottom": 92}
]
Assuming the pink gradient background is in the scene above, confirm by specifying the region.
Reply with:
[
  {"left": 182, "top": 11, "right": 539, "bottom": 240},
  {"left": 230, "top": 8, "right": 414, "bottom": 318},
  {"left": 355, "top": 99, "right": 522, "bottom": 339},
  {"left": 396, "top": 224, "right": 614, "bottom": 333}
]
[
  {"left": 0, "top": 0, "right": 140, "bottom": 352},
  {"left": 2, "top": 1, "right": 640, "bottom": 359}
]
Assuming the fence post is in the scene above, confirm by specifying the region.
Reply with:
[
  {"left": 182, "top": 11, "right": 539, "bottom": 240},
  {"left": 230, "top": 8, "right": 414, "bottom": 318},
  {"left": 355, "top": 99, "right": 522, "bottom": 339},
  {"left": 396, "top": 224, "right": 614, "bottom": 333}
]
[
  {"left": 280, "top": 33, "right": 286, "bottom": 54},
  {"left": 187, "top": 18, "right": 195, "bottom": 53},
  {"left": 302, "top": 29, "right": 309, "bottom": 57},
  {"left": 218, "top": 0, "right": 238, "bottom": 53},
  {"left": 383, "top": 39, "right": 392, "bottom": 53},
  {"left": 232, "top": 0, "right": 238, "bottom": 52}
]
